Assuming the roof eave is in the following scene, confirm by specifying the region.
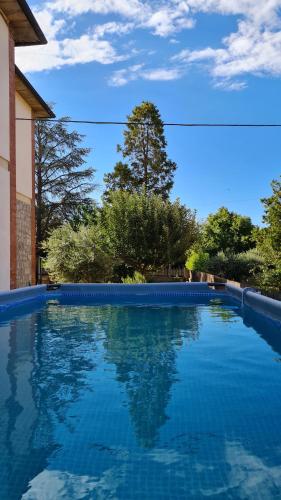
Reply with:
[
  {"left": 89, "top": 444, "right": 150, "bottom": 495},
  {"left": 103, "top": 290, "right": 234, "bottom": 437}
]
[
  {"left": 15, "top": 66, "right": 55, "bottom": 119},
  {"left": 0, "top": 0, "right": 47, "bottom": 46},
  {"left": 15, "top": 0, "right": 47, "bottom": 45}
]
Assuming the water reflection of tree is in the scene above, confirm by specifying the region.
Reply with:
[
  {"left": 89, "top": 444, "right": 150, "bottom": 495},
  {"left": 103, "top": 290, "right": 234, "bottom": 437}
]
[
  {"left": 0, "top": 305, "right": 101, "bottom": 498},
  {"left": 32, "top": 305, "right": 99, "bottom": 428},
  {"left": 0, "top": 303, "right": 200, "bottom": 497},
  {"left": 104, "top": 306, "right": 200, "bottom": 448},
  {"left": 209, "top": 300, "right": 239, "bottom": 323}
]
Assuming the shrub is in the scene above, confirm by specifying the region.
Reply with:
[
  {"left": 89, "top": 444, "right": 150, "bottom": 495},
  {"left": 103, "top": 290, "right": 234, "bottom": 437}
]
[
  {"left": 43, "top": 224, "right": 113, "bottom": 283},
  {"left": 185, "top": 250, "right": 209, "bottom": 272},
  {"left": 185, "top": 248, "right": 264, "bottom": 283},
  {"left": 206, "top": 249, "right": 264, "bottom": 283},
  {"left": 102, "top": 191, "right": 198, "bottom": 271},
  {"left": 122, "top": 271, "right": 146, "bottom": 284}
]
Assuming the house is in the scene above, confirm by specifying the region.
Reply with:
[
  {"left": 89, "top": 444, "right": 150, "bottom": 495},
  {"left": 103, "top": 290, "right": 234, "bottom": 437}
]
[{"left": 0, "top": 0, "right": 54, "bottom": 291}]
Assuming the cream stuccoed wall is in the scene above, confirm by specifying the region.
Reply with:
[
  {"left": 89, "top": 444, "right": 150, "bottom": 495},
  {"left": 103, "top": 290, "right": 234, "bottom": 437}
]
[
  {"left": 0, "top": 13, "right": 10, "bottom": 290},
  {"left": 0, "top": 160, "right": 10, "bottom": 291},
  {"left": 16, "top": 92, "right": 33, "bottom": 199},
  {"left": 0, "top": 13, "right": 9, "bottom": 162}
]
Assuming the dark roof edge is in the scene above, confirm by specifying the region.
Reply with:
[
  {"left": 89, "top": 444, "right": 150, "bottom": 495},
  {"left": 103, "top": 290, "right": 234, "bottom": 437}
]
[
  {"left": 16, "top": 0, "right": 47, "bottom": 46},
  {"left": 15, "top": 66, "right": 55, "bottom": 118}
]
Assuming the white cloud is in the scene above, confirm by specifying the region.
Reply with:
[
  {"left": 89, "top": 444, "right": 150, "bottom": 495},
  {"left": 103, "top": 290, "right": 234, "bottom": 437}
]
[
  {"left": 34, "top": 8, "right": 66, "bottom": 39},
  {"left": 15, "top": 15, "right": 133, "bottom": 72},
  {"left": 214, "top": 79, "right": 248, "bottom": 91},
  {"left": 47, "top": 0, "right": 145, "bottom": 18},
  {"left": 172, "top": 14, "right": 281, "bottom": 89},
  {"left": 93, "top": 21, "right": 134, "bottom": 38},
  {"left": 16, "top": 32, "right": 127, "bottom": 72},
  {"left": 109, "top": 64, "right": 182, "bottom": 86},
  {"left": 47, "top": 0, "right": 196, "bottom": 37},
  {"left": 143, "top": 67, "right": 182, "bottom": 80},
  {"left": 144, "top": 6, "right": 195, "bottom": 37},
  {"left": 15, "top": 0, "right": 281, "bottom": 90},
  {"left": 16, "top": 0, "right": 197, "bottom": 74},
  {"left": 108, "top": 64, "right": 144, "bottom": 86},
  {"left": 184, "top": 0, "right": 281, "bottom": 26}
]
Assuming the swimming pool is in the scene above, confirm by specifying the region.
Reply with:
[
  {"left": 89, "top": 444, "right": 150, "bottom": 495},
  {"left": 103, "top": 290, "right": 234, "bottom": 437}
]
[{"left": 0, "top": 284, "right": 281, "bottom": 499}]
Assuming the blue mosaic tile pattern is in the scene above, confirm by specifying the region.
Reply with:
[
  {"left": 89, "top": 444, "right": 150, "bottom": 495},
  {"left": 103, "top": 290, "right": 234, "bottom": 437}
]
[{"left": 0, "top": 296, "right": 280, "bottom": 499}]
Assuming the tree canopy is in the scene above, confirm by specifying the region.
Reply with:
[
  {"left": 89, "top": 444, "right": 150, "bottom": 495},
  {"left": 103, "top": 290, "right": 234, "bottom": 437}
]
[
  {"left": 35, "top": 117, "right": 95, "bottom": 257},
  {"left": 255, "top": 177, "right": 281, "bottom": 292},
  {"left": 103, "top": 102, "right": 177, "bottom": 200},
  {"left": 200, "top": 207, "right": 255, "bottom": 256},
  {"left": 102, "top": 191, "right": 197, "bottom": 272},
  {"left": 260, "top": 177, "right": 281, "bottom": 252},
  {"left": 43, "top": 224, "right": 113, "bottom": 283}
]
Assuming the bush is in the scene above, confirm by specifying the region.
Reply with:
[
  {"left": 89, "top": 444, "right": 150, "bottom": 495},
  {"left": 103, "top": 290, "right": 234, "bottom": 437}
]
[
  {"left": 185, "top": 250, "right": 209, "bottom": 272},
  {"left": 43, "top": 224, "right": 113, "bottom": 283},
  {"left": 206, "top": 249, "right": 264, "bottom": 283},
  {"left": 122, "top": 271, "right": 146, "bottom": 284},
  {"left": 102, "top": 191, "right": 198, "bottom": 271},
  {"left": 256, "top": 265, "right": 281, "bottom": 296},
  {"left": 255, "top": 224, "right": 281, "bottom": 294},
  {"left": 185, "top": 248, "right": 264, "bottom": 283}
]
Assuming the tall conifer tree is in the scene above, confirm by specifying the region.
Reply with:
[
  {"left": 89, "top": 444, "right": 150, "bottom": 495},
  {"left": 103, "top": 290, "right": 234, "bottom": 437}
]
[{"left": 104, "top": 102, "right": 176, "bottom": 200}]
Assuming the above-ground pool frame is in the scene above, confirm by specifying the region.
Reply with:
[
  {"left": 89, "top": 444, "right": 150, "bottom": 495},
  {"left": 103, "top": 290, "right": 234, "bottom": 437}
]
[{"left": 0, "top": 282, "right": 280, "bottom": 324}]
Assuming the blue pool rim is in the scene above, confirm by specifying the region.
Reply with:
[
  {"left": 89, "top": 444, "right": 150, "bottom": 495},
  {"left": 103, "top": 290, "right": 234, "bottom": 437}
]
[{"left": 0, "top": 282, "right": 280, "bottom": 324}]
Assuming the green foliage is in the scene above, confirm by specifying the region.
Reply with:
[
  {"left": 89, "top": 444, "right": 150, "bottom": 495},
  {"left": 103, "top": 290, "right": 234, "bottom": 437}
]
[
  {"left": 201, "top": 207, "right": 255, "bottom": 256},
  {"left": 255, "top": 177, "right": 281, "bottom": 292},
  {"left": 186, "top": 250, "right": 209, "bottom": 272},
  {"left": 185, "top": 247, "right": 264, "bottom": 283},
  {"left": 35, "top": 116, "right": 95, "bottom": 257},
  {"left": 261, "top": 176, "right": 281, "bottom": 251},
  {"left": 104, "top": 102, "right": 177, "bottom": 199},
  {"left": 111, "top": 263, "right": 135, "bottom": 283},
  {"left": 102, "top": 191, "right": 197, "bottom": 272},
  {"left": 122, "top": 272, "right": 146, "bottom": 284},
  {"left": 103, "top": 162, "right": 136, "bottom": 201},
  {"left": 43, "top": 224, "right": 113, "bottom": 283},
  {"left": 69, "top": 200, "right": 98, "bottom": 230},
  {"left": 206, "top": 249, "right": 264, "bottom": 283}
]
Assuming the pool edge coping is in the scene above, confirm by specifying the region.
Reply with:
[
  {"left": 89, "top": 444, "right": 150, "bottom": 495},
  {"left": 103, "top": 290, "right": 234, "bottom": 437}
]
[{"left": 0, "top": 283, "right": 280, "bottom": 324}]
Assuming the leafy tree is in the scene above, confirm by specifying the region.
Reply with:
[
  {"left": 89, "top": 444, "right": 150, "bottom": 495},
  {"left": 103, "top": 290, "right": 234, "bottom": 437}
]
[
  {"left": 104, "top": 102, "right": 177, "bottom": 199},
  {"left": 102, "top": 191, "right": 197, "bottom": 272},
  {"left": 43, "top": 224, "right": 113, "bottom": 283},
  {"left": 201, "top": 207, "right": 255, "bottom": 256},
  {"left": 35, "top": 117, "right": 95, "bottom": 257},
  {"left": 260, "top": 176, "right": 281, "bottom": 252},
  {"left": 255, "top": 176, "right": 281, "bottom": 292},
  {"left": 186, "top": 250, "right": 209, "bottom": 272}
]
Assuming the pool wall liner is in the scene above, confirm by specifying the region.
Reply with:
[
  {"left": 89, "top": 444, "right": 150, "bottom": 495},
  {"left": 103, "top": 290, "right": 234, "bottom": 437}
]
[
  {"left": 226, "top": 283, "right": 281, "bottom": 323},
  {"left": 0, "top": 282, "right": 280, "bottom": 323}
]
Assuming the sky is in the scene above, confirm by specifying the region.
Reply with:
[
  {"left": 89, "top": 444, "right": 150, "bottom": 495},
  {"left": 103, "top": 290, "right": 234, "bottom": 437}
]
[{"left": 15, "top": 0, "right": 281, "bottom": 224}]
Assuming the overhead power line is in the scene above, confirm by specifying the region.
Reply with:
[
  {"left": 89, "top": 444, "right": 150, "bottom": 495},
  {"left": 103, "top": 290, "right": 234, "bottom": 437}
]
[{"left": 15, "top": 117, "right": 281, "bottom": 127}]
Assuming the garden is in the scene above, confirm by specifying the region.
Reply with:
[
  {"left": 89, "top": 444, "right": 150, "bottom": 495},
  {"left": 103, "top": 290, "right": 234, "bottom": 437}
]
[{"left": 36, "top": 101, "right": 281, "bottom": 298}]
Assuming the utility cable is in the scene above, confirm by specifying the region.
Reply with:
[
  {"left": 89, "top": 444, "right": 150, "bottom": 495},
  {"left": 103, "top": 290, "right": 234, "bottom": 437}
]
[{"left": 15, "top": 118, "right": 281, "bottom": 127}]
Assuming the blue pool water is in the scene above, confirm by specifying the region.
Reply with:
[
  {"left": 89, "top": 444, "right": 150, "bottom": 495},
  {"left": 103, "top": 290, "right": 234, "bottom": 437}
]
[{"left": 0, "top": 296, "right": 281, "bottom": 499}]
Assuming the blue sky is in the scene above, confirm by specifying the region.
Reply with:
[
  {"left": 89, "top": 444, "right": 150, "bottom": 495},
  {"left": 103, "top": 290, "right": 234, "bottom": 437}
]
[{"left": 15, "top": 0, "right": 281, "bottom": 224}]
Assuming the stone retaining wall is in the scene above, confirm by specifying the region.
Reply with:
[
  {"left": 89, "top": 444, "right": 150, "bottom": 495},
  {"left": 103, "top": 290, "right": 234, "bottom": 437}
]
[{"left": 16, "top": 198, "right": 32, "bottom": 288}]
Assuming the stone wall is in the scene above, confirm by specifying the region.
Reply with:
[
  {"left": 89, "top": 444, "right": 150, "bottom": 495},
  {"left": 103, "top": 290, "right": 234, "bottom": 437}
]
[{"left": 16, "top": 198, "right": 32, "bottom": 288}]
